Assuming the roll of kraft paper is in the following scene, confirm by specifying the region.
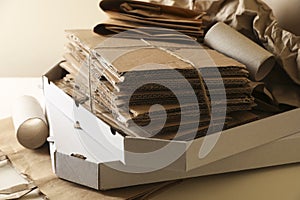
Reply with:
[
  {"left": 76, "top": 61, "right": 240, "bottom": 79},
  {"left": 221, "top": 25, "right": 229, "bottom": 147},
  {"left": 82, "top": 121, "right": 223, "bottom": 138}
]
[
  {"left": 204, "top": 22, "right": 275, "bottom": 81},
  {"left": 12, "top": 96, "right": 49, "bottom": 149}
]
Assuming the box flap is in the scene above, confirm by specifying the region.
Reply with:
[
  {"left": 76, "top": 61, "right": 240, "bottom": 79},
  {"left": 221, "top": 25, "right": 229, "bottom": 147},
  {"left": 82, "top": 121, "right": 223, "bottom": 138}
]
[{"left": 186, "top": 108, "right": 300, "bottom": 170}]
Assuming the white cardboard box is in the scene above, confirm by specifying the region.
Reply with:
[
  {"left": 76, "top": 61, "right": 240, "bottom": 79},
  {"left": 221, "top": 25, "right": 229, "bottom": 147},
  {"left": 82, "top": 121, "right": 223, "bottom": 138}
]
[
  {"left": 44, "top": 64, "right": 300, "bottom": 190},
  {"left": 46, "top": 101, "right": 300, "bottom": 190}
]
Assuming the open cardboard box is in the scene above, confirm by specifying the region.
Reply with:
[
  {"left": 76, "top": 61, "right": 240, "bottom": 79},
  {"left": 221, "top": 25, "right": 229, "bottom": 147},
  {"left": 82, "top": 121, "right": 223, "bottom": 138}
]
[
  {"left": 46, "top": 101, "right": 300, "bottom": 190},
  {"left": 44, "top": 64, "right": 300, "bottom": 190}
]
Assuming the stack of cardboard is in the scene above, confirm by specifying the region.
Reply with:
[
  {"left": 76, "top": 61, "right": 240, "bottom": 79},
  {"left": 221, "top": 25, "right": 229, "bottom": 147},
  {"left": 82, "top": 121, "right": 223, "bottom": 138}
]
[{"left": 56, "top": 29, "right": 255, "bottom": 141}]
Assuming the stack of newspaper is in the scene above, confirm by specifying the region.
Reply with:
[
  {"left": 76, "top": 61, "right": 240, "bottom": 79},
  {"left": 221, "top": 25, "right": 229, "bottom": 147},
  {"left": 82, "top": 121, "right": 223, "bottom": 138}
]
[{"left": 55, "top": 29, "right": 255, "bottom": 140}]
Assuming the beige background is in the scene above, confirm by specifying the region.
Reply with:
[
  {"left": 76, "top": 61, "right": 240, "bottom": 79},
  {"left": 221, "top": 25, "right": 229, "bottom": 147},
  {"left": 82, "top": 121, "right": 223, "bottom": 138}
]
[
  {"left": 0, "top": 0, "right": 107, "bottom": 77},
  {"left": 0, "top": 0, "right": 298, "bottom": 77}
]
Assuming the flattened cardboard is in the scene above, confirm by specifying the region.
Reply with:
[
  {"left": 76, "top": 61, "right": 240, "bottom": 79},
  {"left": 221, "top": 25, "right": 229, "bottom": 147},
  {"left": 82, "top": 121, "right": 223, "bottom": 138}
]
[
  {"left": 65, "top": 29, "right": 247, "bottom": 78},
  {"left": 63, "top": 30, "right": 255, "bottom": 140}
]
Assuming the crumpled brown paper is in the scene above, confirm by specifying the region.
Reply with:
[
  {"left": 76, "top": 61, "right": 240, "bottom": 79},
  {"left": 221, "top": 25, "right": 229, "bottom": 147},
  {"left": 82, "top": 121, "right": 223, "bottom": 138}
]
[
  {"left": 145, "top": 0, "right": 300, "bottom": 108},
  {"left": 194, "top": 0, "right": 300, "bottom": 85}
]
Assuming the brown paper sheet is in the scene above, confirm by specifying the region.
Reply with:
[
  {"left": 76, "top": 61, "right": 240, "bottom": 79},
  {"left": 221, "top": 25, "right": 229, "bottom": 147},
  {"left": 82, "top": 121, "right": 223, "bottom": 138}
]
[
  {"left": 94, "top": 0, "right": 205, "bottom": 39},
  {"left": 0, "top": 118, "right": 176, "bottom": 199},
  {"left": 146, "top": 164, "right": 300, "bottom": 200},
  {"left": 100, "top": 0, "right": 203, "bottom": 20},
  {"left": 142, "top": 0, "right": 194, "bottom": 10},
  {"left": 264, "top": 65, "right": 300, "bottom": 108}
]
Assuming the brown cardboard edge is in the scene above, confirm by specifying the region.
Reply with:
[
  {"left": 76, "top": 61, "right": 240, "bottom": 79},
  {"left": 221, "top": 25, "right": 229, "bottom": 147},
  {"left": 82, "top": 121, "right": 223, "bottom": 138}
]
[{"left": 44, "top": 61, "right": 68, "bottom": 83}]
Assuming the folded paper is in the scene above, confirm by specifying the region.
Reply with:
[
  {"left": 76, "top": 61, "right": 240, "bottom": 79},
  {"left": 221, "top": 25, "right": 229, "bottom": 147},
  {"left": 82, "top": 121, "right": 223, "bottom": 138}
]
[{"left": 94, "top": 0, "right": 205, "bottom": 40}]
